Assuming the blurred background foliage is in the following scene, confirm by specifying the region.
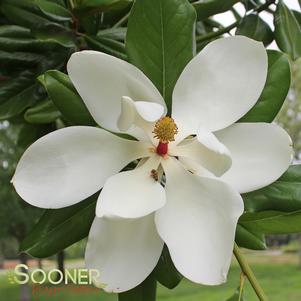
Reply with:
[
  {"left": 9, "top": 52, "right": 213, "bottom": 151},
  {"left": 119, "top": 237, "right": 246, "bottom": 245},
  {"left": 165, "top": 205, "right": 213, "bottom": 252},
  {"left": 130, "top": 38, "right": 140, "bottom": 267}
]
[{"left": 0, "top": 0, "right": 301, "bottom": 300}]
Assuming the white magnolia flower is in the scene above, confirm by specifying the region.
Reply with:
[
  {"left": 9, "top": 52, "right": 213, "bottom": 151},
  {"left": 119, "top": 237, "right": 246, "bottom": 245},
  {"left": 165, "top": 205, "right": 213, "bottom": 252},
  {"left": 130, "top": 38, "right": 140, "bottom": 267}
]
[{"left": 13, "top": 36, "right": 293, "bottom": 293}]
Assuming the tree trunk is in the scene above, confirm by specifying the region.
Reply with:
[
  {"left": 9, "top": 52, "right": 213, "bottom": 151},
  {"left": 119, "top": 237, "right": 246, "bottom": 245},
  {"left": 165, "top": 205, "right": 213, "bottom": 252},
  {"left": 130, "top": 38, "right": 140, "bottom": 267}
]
[
  {"left": 56, "top": 250, "right": 65, "bottom": 282},
  {"left": 19, "top": 252, "right": 30, "bottom": 301}
]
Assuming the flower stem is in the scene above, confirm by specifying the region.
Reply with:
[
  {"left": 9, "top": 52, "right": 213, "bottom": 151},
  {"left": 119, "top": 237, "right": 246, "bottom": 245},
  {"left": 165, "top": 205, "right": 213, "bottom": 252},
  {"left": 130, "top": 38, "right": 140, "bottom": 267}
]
[{"left": 233, "top": 243, "right": 268, "bottom": 301}]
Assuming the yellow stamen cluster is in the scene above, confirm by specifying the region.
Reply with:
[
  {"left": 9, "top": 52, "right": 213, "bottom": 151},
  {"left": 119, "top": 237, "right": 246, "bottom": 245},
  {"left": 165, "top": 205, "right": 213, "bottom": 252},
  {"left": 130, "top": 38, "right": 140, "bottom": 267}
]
[{"left": 153, "top": 117, "right": 178, "bottom": 142}]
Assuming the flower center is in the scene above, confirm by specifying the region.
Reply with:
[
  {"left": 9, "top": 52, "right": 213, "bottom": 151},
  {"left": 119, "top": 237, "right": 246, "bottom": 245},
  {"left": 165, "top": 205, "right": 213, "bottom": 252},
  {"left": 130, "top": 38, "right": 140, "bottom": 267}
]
[{"left": 153, "top": 117, "right": 178, "bottom": 156}]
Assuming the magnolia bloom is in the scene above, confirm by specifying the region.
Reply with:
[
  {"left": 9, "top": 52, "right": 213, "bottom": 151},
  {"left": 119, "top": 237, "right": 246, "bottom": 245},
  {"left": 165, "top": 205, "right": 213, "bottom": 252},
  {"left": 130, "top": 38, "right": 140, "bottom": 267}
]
[{"left": 13, "top": 36, "right": 293, "bottom": 293}]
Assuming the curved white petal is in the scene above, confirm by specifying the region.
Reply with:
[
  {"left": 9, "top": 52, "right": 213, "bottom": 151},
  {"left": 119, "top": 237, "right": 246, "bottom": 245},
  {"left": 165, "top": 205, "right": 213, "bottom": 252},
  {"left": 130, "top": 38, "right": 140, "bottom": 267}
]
[
  {"left": 179, "top": 157, "right": 215, "bottom": 178},
  {"left": 85, "top": 215, "right": 164, "bottom": 293},
  {"left": 67, "top": 51, "right": 165, "bottom": 132},
  {"left": 96, "top": 156, "right": 165, "bottom": 219},
  {"left": 156, "top": 158, "right": 244, "bottom": 285},
  {"left": 135, "top": 101, "right": 164, "bottom": 122},
  {"left": 117, "top": 96, "right": 164, "bottom": 142},
  {"left": 12, "top": 126, "right": 150, "bottom": 209},
  {"left": 172, "top": 36, "right": 267, "bottom": 133},
  {"left": 215, "top": 123, "right": 293, "bottom": 193},
  {"left": 170, "top": 129, "right": 232, "bottom": 177}
]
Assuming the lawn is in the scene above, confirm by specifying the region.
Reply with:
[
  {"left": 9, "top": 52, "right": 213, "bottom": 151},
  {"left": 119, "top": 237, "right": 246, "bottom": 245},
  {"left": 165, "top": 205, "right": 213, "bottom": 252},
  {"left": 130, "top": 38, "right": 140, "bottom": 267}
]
[{"left": 1, "top": 251, "right": 301, "bottom": 301}]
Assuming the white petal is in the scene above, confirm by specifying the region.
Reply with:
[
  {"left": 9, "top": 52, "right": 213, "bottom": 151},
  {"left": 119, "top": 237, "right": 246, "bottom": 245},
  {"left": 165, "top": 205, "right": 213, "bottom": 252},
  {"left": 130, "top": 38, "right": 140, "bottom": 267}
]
[
  {"left": 172, "top": 36, "right": 267, "bottom": 133},
  {"left": 135, "top": 101, "right": 164, "bottom": 122},
  {"left": 96, "top": 156, "right": 165, "bottom": 219},
  {"left": 170, "top": 129, "right": 232, "bottom": 177},
  {"left": 117, "top": 96, "right": 164, "bottom": 142},
  {"left": 67, "top": 51, "right": 165, "bottom": 132},
  {"left": 85, "top": 215, "right": 164, "bottom": 293},
  {"left": 215, "top": 123, "right": 293, "bottom": 193},
  {"left": 156, "top": 158, "right": 244, "bottom": 285},
  {"left": 12, "top": 126, "right": 150, "bottom": 208},
  {"left": 179, "top": 157, "right": 215, "bottom": 178}
]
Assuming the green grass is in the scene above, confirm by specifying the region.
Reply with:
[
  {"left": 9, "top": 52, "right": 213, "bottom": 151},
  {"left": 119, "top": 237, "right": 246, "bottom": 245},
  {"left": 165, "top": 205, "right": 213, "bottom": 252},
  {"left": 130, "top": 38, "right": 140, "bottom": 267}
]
[{"left": 1, "top": 252, "right": 301, "bottom": 301}]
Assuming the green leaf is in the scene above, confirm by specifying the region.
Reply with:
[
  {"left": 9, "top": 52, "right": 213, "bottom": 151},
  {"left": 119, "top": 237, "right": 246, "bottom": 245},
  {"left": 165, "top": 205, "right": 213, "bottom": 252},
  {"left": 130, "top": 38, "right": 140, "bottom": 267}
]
[
  {"left": 17, "top": 123, "right": 55, "bottom": 149},
  {"left": 118, "top": 274, "right": 156, "bottom": 301},
  {"left": 236, "top": 14, "right": 273, "bottom": 46},
  {"left": 274, "top": 0, "right": 301, "bottom": 60},
  {"left": 153, "top": 245, "right": 183, "bottom": 289},
  {"left": 0, "top": 25, "right": 32, "bottom": 38},
  {"left": 0, "top": 36, "right": 58, "bottom": 52},
  {"left": 34, "top": 0, "right": 73, "bottom": 22},
  {"left": 38, "top": 70, "right": 95, "bottom": 126},
  {"left": 243, "top": 165, "right": 301, "bottom": 213},
  {"left": 20, "top": 195, "right": 97, "bottom": 258},
  {"left": 85, "top": 35, "right": 127, "bottom": 60},
  {"left": 1, "top": 1, "right": 51, "bottom": 29},
  {"left": 73, "top": 0, "right": 132, "bottom": 11},
  {"left": 126, "top": 0, "right": 196, "bottom": 113},
  {"left": 32, "top": 23, "right": 75, "bottom": 48},
  {"left": 97, "top": 27, "right": 127, "bottom": 41},
  {"left": 0, "top": 70, "right": 34, "bottom": 103},
  {"left": 0, "top": 84, "right": 41, "bottom": 120},
  {"left": 0, "top": 25, "right": 59, "bottom": 51},
  {"left": 193, "top": 0, "right": 239, "bottom": 20},
  {"left": 235, "top": 224, "right": 266, "bottom": 250},
  {"left": 239, "top": 50, "right": 290, "bottom": 122},
  {"left": 0, "top": 50, "right": 45, "bottom": 66},
  {"left": 239, "top": 210, "right": 301, "bottom": 235},
  {"left": 24, "top": 99, "right": 61, "bottom": 124}
]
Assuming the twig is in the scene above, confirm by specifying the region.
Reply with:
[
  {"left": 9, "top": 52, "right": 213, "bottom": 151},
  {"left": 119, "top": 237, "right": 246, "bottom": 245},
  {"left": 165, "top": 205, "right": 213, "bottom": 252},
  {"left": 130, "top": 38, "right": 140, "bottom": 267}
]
[
  {"left": 234, "top": 243, "right": 268, "bottom": 301},
  {"left": 195, "top": 0, "right": 276, "bottom": 43}
]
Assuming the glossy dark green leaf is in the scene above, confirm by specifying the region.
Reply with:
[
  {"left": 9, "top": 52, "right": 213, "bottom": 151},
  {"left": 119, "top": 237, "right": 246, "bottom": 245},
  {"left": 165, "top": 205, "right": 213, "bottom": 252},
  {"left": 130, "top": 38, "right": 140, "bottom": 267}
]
[
  {"left": 20, "top": 195, "right": 97, "bottom": 258},
  {"left": 293, "top": 10, "right": 301, "bottom": 26},
  {"left": 24, "top": 99, "right": 61, "bottom": 124},
  {"left": 235, "top": 224, "right": 266, "bottom": 250},
  {"left": 85, "top": 35, "right": 127, "bottom": 60},
  {"left": 153, "top": 245, "right": 183, "bottom": 289},
  {"left": 0, "top": 25, "right": 31, "bottom": 38},
  {"left": 193, "top": 0, "right": 239, "bottom": 20},
  {"left": 73, "top": 0, "right": 132, "bottom": 11},
  {"left": 0, "top": 25, "right": 58, "bottom": 51},
  {"left": 1, "top": 0, "right": 51, "bottom": 29},
  {"left": 32, "top": 23, "right": 75, "bottom": 48},
  {"left": 0, "top": 84, "right": 41, "bottom": 120},
  {"left": 239, "top": 50, "right": 290, "bottom": 122},
  {"left": 274, "top": 0, "right": 301, "bottom": 60},
  {"left": 239, "top": 210, "right": 301, "bottom": 235},
  {"left": 0, "top": 71, "right": 34, "bottom": 104},
  {"left": 0, "top": 50, "right": 45, "bottom": 66},
  {"left": 17, "top": 123, "right": 55, "bottom": 149},
  {"left": 118, "top": 274, "right": 156, "bottom": 301},
  {"left": 0, "top": 36, "right": 58, "bottom": 52},
  {"left": 38, "top": 70, "right": 95, "bottom": 125},
  {"left": 97, "top": 27, "right": 127, "bottom": 41},
  {"left": 237, "top": 165, "right": 301, "bottom": 241},
  {"left": 236, "top": 14, "right": 273, "bottom": 46},
  {"left": 243, "top": 165, "right": 301, "bottom": 213},
  {"left": 126, "top": 0, "right": 196, "bottom": 113},
  {"left": 34, "top": 0, "right": 73, "bottom": 22}
]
